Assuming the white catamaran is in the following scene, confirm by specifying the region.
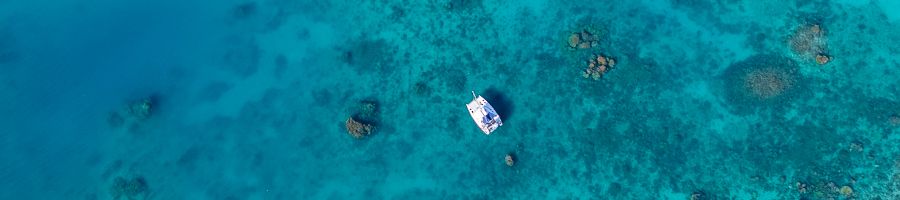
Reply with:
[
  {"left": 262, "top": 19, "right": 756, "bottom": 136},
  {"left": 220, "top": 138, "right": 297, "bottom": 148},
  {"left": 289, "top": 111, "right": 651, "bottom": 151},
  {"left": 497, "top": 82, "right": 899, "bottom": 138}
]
[{"left": 466, "top": 91, "right": 503, "bottom": 135}]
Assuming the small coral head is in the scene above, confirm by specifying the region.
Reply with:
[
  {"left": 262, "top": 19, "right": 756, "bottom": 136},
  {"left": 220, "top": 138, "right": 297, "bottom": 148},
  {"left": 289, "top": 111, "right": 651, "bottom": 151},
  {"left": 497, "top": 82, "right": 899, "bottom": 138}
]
[
  {"left": 568, "top": 34, "right": 580, "bottom": 48},
  {"left": 815, "top": 54, "right": 830, "bottom": 65}
]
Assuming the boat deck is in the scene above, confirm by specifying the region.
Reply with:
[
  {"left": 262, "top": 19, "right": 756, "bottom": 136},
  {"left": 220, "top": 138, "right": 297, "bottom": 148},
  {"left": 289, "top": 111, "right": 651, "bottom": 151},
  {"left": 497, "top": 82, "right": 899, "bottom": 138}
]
[{"left": 466, "top": 92, "right": 503, "bottom": 135}]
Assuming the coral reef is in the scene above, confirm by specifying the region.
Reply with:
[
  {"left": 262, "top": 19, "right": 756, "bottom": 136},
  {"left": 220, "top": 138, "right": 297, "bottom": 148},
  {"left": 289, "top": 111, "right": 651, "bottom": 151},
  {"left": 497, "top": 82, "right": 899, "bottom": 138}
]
[
  {"left": 582, "top": 54, "right": 615, "bottom": 80},
  {"left": 127, "top": 98, "right": 153, "bottom": 120},
  {"left": 796, "top": 180, "right": 856, "bottom": 199},
  {"left": 567, "top": 29, "right": 599, "bottom": 49},
  {"left": 815, "top": 54, "right": 830, "bottom": 65},
  {"left": 106, "top": 96, "right": 159, "bottom": 130},
  {"left": 504, "top": 154, "right": 515, "bottom": 167},
  {"left": 110, "top": 176, "right": 148, "bottom": 200},
  {"left": 345, "top": 117, "right": 374, "bottom": 139},
  {"left": 789, "top": 24, "right": 829, "bottom": 62},
  {"left": 723, "top": 55, "right": 804, "bottom": 112},
  {"left": 840, "top": 185, "right": 854, "bottom": 197},
  {"left": 343, "top": 100, "right": 380, "bottom": 139},
  {"left": 742, "top": 66, "right": 795, "bottom": 100}
]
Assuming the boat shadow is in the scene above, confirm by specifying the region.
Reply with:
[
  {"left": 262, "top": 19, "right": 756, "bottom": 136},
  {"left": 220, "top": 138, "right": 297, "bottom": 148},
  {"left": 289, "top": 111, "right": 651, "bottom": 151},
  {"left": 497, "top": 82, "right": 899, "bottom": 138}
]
[{"left": 482, "top": 88, "right": 514, "bottom": 120}]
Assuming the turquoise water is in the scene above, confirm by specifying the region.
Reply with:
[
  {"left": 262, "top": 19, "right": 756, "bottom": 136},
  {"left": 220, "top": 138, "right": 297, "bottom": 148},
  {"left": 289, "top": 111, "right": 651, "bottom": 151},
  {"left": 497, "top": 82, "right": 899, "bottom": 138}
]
[{"left": 2, "top": 0, "right": 900, "bottom": 199}]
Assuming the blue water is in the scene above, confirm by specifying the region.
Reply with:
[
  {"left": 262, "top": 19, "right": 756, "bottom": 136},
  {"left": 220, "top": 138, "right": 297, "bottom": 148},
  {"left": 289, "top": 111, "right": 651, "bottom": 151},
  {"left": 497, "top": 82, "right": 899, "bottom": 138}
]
[{"left": 2, "top": 0, "right": 900, "bottom": 199}]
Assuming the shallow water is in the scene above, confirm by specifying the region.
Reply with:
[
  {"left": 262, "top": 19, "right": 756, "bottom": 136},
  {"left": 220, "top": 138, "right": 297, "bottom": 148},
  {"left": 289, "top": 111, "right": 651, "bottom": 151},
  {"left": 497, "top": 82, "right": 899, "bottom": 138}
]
[{"left": 2, "top": 0, "right": 900, "bottom": 199}]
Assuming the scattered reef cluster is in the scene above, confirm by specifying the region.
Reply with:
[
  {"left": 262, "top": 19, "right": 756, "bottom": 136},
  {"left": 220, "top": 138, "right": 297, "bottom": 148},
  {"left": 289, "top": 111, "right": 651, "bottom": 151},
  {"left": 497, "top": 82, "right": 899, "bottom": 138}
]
[
  {"left": 109, "top": 175, "right": 149, "bottom": 200},
  {"left": 565, "top": 28, "right": 617, "bottom": 80},
  {"left": 344, "top": 100, "right": 379, "bottom": 139},
  {"left": 74, "top": 1, "right": 900, "bottom": 199},
  {"left": 582, "top": 54, "right": 615, "bottom": 80},
  {"left": 795, "top": 181, "right": 855, "bottom": 199},
  {"left": 789, "top": 24, "right": 831, "bottom": 65},
  {"left": 567, "top": 29, "right": 599, "bottom": 49}
]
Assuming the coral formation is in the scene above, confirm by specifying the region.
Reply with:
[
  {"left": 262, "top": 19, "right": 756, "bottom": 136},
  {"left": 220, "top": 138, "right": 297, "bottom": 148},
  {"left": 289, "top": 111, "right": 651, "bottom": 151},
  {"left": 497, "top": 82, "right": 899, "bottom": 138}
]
[
  {"left": 795, "top": 180, "right": 856, "bottom": 199},
  {"left": 567, "top": 29, "right": 599, "bottom": 49},
  {"left": 742, "top": 66, "right": 795, "bottom": 100},
  {"left": 110, "top": 176, "right": 148, "bottom": 200},
  {"left": 127, "top": 98, "right": 153, "bottom": 120},
  {"left": 840, "top": 185, "right": 853, "bottom": 197},
  {"left": 345, "top": 117, "right": 374, "bottom": 139},
  {"left": 815, "top": 54, "right": 830, "bottom": 65},
  {"left": 504, "top": 154, "right": 515, "bottom": 167},
  {"left": 789, "top": 24, "right": 829, "bottom": 62},
  {"left": 582, "top": 54, "right": 615, "bottom": 80},
  {"left": 723, "top": 55, "right": 804, "bottom": 111},
  {"left": 343, "top": 100, "right": 380, "bottom": 139},
  {"left": 107, "top": 96, "right": 158, "bottom": 129}
]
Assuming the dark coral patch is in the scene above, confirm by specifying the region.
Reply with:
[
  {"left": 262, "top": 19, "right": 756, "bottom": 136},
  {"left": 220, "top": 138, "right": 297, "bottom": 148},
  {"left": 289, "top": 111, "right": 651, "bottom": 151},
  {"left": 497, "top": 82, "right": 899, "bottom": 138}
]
[{"left": 722, "top": 54, "right": 806, "bottom": 113}]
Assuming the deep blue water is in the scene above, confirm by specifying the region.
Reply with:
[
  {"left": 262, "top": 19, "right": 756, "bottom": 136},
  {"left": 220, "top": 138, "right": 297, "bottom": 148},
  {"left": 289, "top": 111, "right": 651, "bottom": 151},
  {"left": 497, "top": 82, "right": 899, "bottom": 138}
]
[{"left": 2, "top": 0, "right": 900, "bottom": 199}]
